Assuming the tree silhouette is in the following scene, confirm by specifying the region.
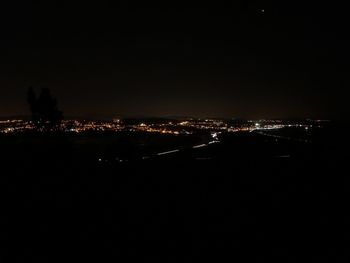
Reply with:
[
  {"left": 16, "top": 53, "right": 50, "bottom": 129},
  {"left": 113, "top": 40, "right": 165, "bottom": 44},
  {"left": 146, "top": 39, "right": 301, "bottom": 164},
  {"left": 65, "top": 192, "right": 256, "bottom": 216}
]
[{"left": 27, "top": 87, "right": 63, "bottom": 131}]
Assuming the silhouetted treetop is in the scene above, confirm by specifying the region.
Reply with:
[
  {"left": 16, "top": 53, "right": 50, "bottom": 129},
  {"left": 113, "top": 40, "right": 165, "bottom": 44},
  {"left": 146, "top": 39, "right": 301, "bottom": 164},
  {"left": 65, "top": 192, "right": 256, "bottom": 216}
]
[{"left": 27, "top": 87, "right": 63, "bottom": 131}]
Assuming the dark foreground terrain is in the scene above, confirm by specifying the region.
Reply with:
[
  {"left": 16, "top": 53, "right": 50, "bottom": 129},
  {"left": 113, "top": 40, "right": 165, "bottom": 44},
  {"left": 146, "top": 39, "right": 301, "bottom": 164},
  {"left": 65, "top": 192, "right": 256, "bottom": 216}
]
[{"left": 0, "top": 124, "right": 349, "bottom": 262}]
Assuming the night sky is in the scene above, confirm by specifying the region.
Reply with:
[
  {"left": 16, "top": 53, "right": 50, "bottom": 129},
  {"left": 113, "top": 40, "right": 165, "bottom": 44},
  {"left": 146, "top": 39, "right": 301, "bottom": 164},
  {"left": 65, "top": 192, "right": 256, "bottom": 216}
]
[{"left": 0, "top": 1, "right": 349, "bottom": 119}]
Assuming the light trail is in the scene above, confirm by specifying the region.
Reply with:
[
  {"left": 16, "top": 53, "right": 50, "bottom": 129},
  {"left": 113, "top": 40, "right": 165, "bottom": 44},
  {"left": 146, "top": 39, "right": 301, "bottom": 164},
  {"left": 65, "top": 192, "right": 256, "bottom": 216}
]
[
  {"left": 157, "top": 149, "right": 180, "bottom": 156},
  {"left": 192, "top": 144, "right": 207, "bottom": 149},
  {"left": 256, "top": 131, "right": 310, "bottom": 143}
]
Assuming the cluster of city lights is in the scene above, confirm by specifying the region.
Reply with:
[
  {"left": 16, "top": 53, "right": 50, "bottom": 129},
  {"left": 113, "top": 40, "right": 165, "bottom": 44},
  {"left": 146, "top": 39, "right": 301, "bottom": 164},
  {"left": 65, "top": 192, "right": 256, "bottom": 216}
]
[
  {"left": 0, "top": 120, "right": 35, "bottom": 133},
  {"left": 0, "top": 118, "right": 320, "bottom": 135},
  {"left": 61, "top": 120, "right": 123, "bottom": 133}
]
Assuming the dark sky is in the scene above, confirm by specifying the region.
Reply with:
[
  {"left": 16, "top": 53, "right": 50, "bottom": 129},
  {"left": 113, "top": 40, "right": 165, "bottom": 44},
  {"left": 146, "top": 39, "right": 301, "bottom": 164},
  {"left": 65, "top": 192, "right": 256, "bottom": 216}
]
[{"left": 0, "top": 1, "right": 349, "bottom": 119}]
